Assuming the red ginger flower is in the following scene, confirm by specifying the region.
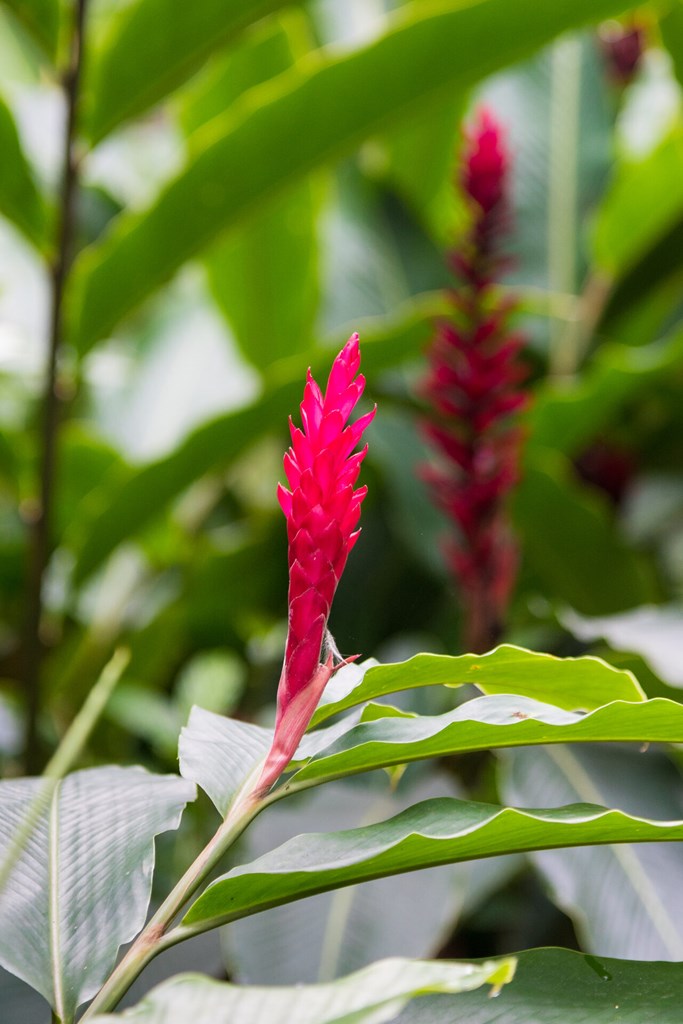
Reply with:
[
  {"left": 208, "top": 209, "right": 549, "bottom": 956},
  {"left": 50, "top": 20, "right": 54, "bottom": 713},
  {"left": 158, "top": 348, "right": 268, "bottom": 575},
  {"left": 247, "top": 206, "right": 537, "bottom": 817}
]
[
  {"left": 257, "top": 333, "right": 375, "bottom": 794},
  {"left": 421, "top": 108, "right": 528, "bottom": 653}
]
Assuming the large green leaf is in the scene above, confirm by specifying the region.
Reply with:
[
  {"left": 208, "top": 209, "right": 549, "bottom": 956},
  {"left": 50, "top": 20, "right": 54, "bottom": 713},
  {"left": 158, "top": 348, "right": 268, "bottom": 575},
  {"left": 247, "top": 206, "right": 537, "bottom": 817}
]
[
  {"left": 68, "top": 296, "right": 441, "bottom": 583},
  {"left": 181, "top": 797, "right": 683, "bottom": 933},
  {"left": 311, "top": 645, "right": 644, "bottom": 727},
  {"left": 181, "top": 13, "right": 322, "bottom": 370},
  {"left": 89, "top": 956, "right": 516, "bottom": 1024},
  {"left": 223, "top": 778, "right": 520, "bottom": 984},
  {"left": 502, "top": 744, "right": 683, "bottom": 959},
  {"left": 291, "top": 696, "right": 683, "bottom": 789},
  {"left": 0, "top": 92, "right": 49, "bottom": 250},
  {"left": 67, "top": 0, "right": 640, "bottom": 352},
  {"left": 513, "top": 449, "right": 657, "bottom": 614},
  {"left": 394, "top": 946, "right": 683, "bottom": 1023},
  {"left": 0, "top": 0, "right": 59, "bottom": 60},
  {"left": 0, "top": 767, "right": 195, "bottom": 1019},
  {"left": 84, "top": 0, "right": 292, "bottom": 143}
]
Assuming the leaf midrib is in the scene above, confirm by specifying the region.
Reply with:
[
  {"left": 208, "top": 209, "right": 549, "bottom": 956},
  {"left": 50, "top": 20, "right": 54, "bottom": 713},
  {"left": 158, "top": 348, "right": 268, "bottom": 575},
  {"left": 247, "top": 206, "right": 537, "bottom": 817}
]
[{"left": 48, "top": 779, "right": 66, "bottom": 1020}]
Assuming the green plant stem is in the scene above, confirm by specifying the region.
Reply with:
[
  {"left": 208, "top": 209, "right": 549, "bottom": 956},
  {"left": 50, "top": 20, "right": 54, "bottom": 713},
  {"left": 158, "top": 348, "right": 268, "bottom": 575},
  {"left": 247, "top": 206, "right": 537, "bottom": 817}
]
[
  {"left": 0, "top": 648, "right": 129, "bottom": 899},
  {"left": 547, "top": 35, "right": 581, "bottom": 377},
  {"left": 22, "top": 0, "right": 89, "bottom": 773},
  {"left": 80, "top": 780, "right": 268, "bottom": 1019}
]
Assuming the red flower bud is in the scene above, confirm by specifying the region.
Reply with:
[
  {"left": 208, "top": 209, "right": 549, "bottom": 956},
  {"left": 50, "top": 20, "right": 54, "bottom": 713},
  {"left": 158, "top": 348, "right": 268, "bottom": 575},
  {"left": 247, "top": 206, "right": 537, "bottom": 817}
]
[{"left": 257, "top": 334, "right": 375, "bottom": 794}]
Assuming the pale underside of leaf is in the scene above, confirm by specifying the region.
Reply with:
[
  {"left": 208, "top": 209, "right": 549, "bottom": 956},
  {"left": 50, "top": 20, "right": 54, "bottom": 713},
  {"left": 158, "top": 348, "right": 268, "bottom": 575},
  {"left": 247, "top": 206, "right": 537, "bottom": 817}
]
[{"left": 87, "top": 956, "right": 516, "bottom": 1024}]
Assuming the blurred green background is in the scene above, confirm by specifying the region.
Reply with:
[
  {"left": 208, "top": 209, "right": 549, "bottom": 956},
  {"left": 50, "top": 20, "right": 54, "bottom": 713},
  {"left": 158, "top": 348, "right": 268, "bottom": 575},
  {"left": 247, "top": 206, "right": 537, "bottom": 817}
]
[{"left": 1, "top": 0, "right": 683, "bottom": 1016}]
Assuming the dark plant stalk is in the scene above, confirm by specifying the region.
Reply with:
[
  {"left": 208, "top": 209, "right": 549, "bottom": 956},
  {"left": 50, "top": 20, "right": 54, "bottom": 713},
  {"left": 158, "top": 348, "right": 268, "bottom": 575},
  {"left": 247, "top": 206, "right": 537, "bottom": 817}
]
[{"left": 22, "top": 0, "right": 88, "bottom": 772}]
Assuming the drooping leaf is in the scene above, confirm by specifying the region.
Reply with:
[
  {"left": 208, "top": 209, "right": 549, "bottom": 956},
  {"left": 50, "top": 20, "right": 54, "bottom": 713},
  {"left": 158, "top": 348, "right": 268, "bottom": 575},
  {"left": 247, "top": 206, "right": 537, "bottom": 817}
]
[
  {"left": 311, "top": 645, "right": 644, "bottom": 728},
  {"left": 67, "top": 0, "right": 642, "bottom": 351},
  {"left": 223, "top": 777, "right": 521, "bottom": 984},
  {"left": 394, "top": 946, "right": 683, "bottom": 1023},
  {"left": 84, "top": 0, "right": 293, "bottom": 143},
  {"left": 0, "top": 767, "right": 195, "bottom": 1019},
  {"left": 68, "top": 296, "right": 442, "bottom": 583},
  {"left": 290, "top": 696, "right": 683, "bottom": 789},
  {"left": 0, "top": 92, "right": 49, "bottom": 250},
  {"left": 88, "top": 956, "right": 516, "bottom": 1024},
  {"left": 181, "top": 797, "right": 683, "bottom": 933},
  {"left": 0, "top": 0, "right": 59, "bottom": 60},
  {"left": 502, "top": 744, "right": 683, "bottom": 960}
]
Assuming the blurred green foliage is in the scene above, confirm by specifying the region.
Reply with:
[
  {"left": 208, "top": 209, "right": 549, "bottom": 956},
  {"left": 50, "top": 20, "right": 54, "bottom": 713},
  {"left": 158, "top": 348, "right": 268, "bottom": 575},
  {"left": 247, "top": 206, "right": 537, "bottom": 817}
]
[{"left": 1, "top": 0, "right": 683, "bottom": 1016}]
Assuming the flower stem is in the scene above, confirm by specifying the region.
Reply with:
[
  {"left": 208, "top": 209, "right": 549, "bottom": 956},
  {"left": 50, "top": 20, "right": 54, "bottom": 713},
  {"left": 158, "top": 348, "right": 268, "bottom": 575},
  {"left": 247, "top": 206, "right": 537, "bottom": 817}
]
[{"left": 80, "top": 784, "right": 264, "bottom": 1019}]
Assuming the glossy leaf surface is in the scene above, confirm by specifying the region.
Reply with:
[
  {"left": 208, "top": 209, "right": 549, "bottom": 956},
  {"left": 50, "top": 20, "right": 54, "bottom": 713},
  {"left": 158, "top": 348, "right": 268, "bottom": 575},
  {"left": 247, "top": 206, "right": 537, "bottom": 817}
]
[
  {"left": 182, "top": 798, "right": 683, "bottom": 931},
  {"left": 311, "top": 645, "right": 644, "bottom": 727}
]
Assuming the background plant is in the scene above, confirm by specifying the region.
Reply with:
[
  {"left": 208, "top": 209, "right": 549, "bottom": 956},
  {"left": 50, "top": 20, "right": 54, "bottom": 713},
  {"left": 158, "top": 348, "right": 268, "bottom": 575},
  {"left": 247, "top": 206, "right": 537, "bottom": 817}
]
[{"left": 1, "top": 0, "right": 683, "bottom": 1021}]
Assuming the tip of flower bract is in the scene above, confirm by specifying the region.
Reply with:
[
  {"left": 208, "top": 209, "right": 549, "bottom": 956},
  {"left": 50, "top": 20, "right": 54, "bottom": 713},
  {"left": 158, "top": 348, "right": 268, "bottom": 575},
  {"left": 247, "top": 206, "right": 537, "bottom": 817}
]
[{"left": 462, "top": 106, "right": 508, "bottom": 215}]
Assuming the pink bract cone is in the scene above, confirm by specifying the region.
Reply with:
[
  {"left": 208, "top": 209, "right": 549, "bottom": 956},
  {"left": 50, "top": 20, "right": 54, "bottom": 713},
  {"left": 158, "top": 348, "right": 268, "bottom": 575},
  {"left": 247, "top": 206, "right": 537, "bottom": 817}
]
[{"left": 256, "top": 333, "right": 375, "bottom": 795}]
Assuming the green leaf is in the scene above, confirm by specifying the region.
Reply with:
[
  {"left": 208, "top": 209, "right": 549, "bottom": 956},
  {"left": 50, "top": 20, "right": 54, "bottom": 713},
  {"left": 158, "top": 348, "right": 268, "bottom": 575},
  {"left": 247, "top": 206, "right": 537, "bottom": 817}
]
[
  {"left": 179, "top": 707, "right": 272, "bottom": 817},
  {"left": 660, "top": 2, "right": 683, "bottom": 88},
  {"left": 182, "top": 14, "right": 322, "bottom": 369},
  {"left": 291, "top": 696, "right": 683, "bottom": 789},
  {"left": 181, "top": 797, "right": 683, "bottom": 932},
  {"left": 528, "top": 326, "right": 683, "bottom": 456},
  {"left": 513, "top": 449, "right": 658, "bottom": 614},
  {"left": 0, "top": 0, "right": 59, "bottom": 60},
  {"left": 563, "top": 605, "right": 683, "bottom": 689},
  {"left": 311, "top": 645, "right": 644, "bottom": 728},
  {"left": 68, "top": 296, "right": 441, "bottom": 583},
  {"left": 502, "top": 744, "right": 683, "bottom": 959},
  {"left": 592, "top": 133, "right": 683, "bottom": 276},
  {"left": 88, "top": 956, "right": 516, "bottom": 1024},
  {"left": 84, "top": 0, "right": 293, "bottom": 144},
  {"left": 223, "top": 778, "right": 521, "bottom": 984},
  {"left": 0, "top": 91, "right": 49, "bottom": 249},
  {"left": 67, "top": 0, "right": 642, "bottom": 351},
  {"left": 0, "top": 767, "right": 195, "bottom": 1019},
  {"left": 393, "top": 946, "right": 683, "bottom": 1023}
]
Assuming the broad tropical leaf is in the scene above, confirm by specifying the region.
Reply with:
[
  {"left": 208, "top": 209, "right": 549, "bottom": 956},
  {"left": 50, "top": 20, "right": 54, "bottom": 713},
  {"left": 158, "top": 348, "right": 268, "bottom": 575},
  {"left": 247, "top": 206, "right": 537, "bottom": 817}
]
[
  {"left": 223, "top": 778, "right": 523, "bottom": 984},
  {"left": 181, "top": 797, "right": 683, "bottom": 933},
  {"left": 394, "top": 946, "right": 683, "bottom": 1023},
  {"left": 88, "top": 956, "right": 516, "bottom": 1024},
  {"left": 311, "top": 645, "right": 644, "bottom": 727},
  {"left": 84, "top": 0, "right": 293, "bottom": 143},
  {"left": 502, "top": 744, "right": 683, "bottom": 960},
  {"left": 290, "top": 696, "right": 683, "bottom": 789},
  {"left": 67, "top": 0, "right": 641, "bottom": 352},
  {"left": 0, "top": 767, "right": 195, "bottom": 1019}
]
